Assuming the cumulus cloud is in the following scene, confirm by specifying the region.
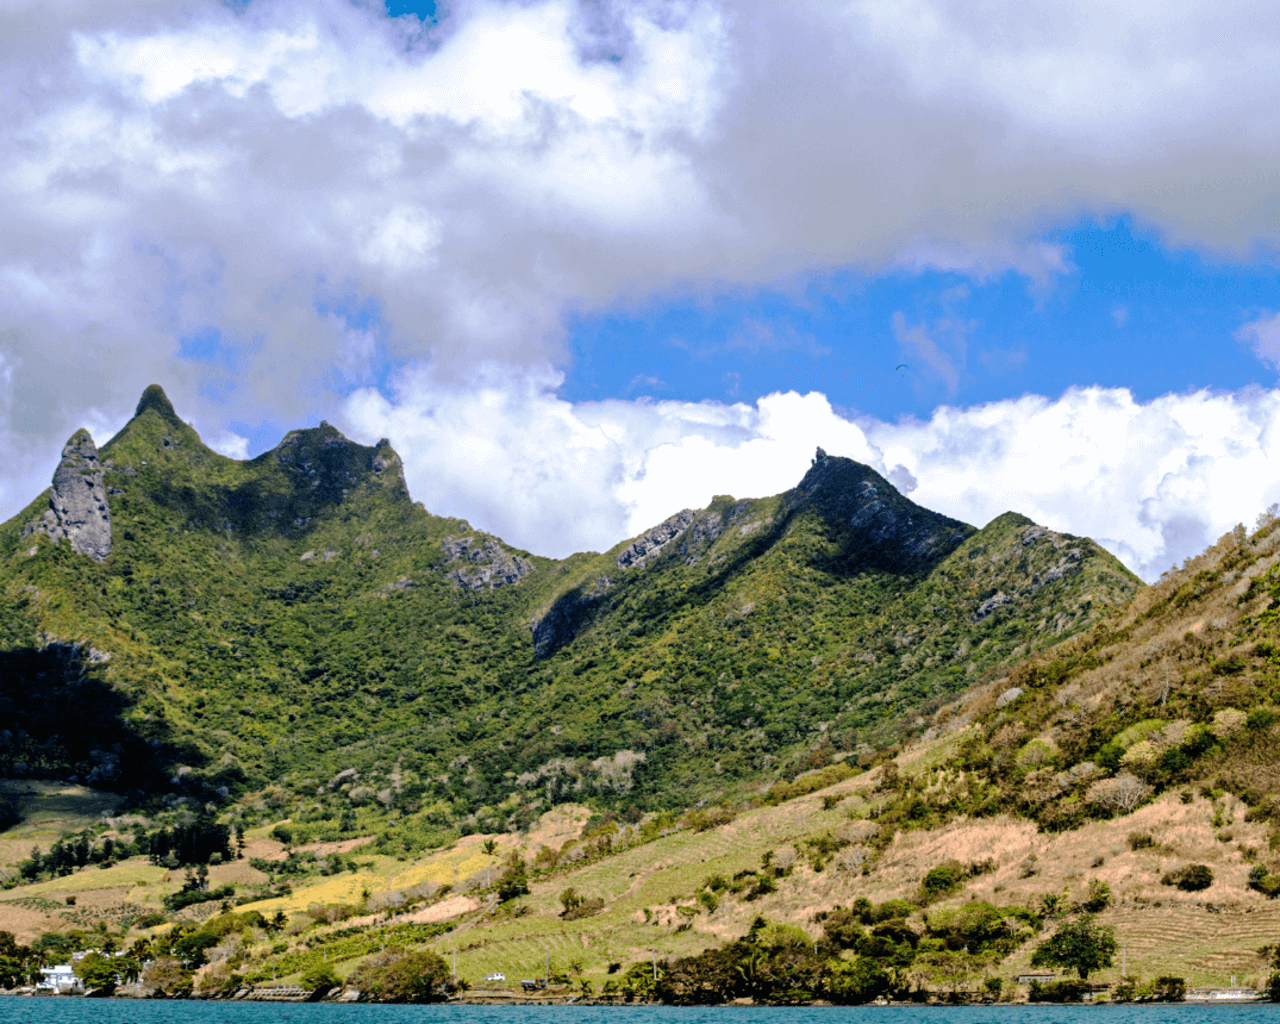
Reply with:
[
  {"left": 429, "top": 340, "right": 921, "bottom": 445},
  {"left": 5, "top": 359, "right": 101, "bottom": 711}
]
[
  {"left": 341, "top": 368, "right": 1280, "bottom": 582},
  {"left": 5, "top": 2, "right": 1280, "bottom": 438},
  {"left": 7, "top": 0, "right": 1280, "bottom": 578}
]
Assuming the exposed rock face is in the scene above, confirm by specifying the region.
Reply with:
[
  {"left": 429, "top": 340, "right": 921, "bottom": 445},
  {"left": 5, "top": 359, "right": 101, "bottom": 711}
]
[
  {"left": 674, "top": 510, "right": 726, "bottom": 566},
  {"left": 23, "top": 430, "right": 111, "bottom": 561},
  {"left": 442, "top": 535, "right": 532, "bottom": 590},
  {"left": 616, "top": 509, "right": 698, "bottom": 569}
]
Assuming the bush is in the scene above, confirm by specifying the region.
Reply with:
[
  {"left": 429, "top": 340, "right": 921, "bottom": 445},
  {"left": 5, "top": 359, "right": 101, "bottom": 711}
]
[
  {"left": 562, "top": 897, "right": 605, "bottom": 921},
  {"left": 1152, "top": 976, "right": 1186, "bottom": 1001},
  {"left": 920, "top": 864, "right": 963, "bottom": 902},
  {"left": 1249, "top": 866, "right": 1280, "bottom": 898},
  {"left": 1161, "top": 864, "right": 1213, "bottom": 891},
  {"left": 1079, "top": 879, "right": 1112, "bottom": 913},
  {"left": 301, "top": 964, "right": 340, "bottom": 991},
  {"left": 365, "top": 950, "right": 451, "bottom": 1003},
  {"left": 1029, "top": 979, "right": 1092, "bottom": 1002}
]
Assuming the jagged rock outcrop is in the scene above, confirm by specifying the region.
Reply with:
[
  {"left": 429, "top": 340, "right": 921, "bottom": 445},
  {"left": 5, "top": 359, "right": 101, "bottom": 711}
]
[
  {"left": 22, "top": 430, "right": 111, "bottom": 561},
  {"left": 616, "top": 509, "right": 698, "bottom": 569},
  {"left": 442, "top": 534, "right": 532, "bottom": 590},
  {"left": 674, "top": 509, "right": 726, "bottom": 566}
]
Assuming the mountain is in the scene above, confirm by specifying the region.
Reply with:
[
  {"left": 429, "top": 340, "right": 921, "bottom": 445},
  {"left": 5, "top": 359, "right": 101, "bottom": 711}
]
[{"left": 0, "top": 386, "right": 1139, "bottom": 841}]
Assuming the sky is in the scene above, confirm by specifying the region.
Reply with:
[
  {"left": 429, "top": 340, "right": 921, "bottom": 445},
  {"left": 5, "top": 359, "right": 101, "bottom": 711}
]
[{"left": 5, "top": 1, "right": 1280, "bottom": 581}]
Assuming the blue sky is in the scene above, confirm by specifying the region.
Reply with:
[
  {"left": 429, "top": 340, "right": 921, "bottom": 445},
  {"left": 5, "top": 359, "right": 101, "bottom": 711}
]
[
  {"left": 8, "top": 0, "right": 1280, "bottom": 579},
  {"left": 564, "top": 217, "right": 1280, "bottom": 419}
]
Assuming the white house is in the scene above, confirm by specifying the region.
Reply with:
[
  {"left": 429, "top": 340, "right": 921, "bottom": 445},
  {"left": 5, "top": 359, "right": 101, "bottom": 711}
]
[{"left": 36, "top": 964, "right": 82, "bottom": 994}]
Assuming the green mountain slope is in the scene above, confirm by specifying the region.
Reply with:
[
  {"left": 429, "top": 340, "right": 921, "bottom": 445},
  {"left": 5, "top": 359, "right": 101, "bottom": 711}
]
[
  {"left": 0, "top": 387, "right": 1139, "bottom": 836},
  {"left": 917, "top": 510, "right": 1280, "bottom": 833}
]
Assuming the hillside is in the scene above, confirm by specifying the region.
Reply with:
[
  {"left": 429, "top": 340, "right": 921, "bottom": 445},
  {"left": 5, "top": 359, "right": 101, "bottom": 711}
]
[
  {"left": 2, "top": 437, "right": 1280, "bottom": 1001},
  {"left": 0, "top": 386, "right": 1138, "bottom": 839}
]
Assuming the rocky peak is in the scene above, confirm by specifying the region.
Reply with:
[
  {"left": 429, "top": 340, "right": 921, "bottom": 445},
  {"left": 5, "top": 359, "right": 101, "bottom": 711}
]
[
  {"left": 272, "top": 423, "right": 408, "bottom": 509},
  {"left": 788, "top": 448, "right": 973, "bottom": 574},
  {"left": 23, "top": 429, "right": 111, "bottom": 561}
]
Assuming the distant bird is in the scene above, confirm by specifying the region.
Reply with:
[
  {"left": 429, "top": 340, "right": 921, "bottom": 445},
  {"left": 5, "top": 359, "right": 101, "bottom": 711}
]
[{"left": 895, "top": 363, "right": 909, "bottom": 371}]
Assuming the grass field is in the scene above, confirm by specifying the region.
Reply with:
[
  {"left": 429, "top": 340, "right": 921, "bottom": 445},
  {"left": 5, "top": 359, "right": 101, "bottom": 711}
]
[{"left": 2, "top": 752, "right": 1277, "bottom": 991}]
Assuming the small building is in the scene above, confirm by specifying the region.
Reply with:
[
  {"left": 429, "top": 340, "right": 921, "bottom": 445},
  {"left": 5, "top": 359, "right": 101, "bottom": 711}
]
[
  {"left": 37, "top": 965, "right": 82, "bottom": 994},
  {"left": 1015, "top": 972, "right": 1056, "bottom": 985}
]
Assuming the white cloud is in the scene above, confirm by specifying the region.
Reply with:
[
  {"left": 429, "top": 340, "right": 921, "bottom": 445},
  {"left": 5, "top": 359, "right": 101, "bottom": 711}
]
[
  {"left": 7, "top": 0, "right": 1280, "bottom": 568},
  {"left": 1236, "top": 311, "right": 1280, "bottom": 368},
  {"left": 341, "top": 367, "right": 1280, "bottom": 583}
]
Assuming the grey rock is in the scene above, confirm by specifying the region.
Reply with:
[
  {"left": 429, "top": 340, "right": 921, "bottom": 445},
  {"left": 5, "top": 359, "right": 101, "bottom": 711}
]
[
  {"left": 22, "top": 430, "right": 111, "bottom": 561},
  {"left": 975, "top": 590, "right": 1013, "bottom": 620},
  {"left": 442, "top": 535, "right": 532, "bottom": 590},
  {"left": 616, "top": 509, "right": 698, "bottom": 569},
  {"left": 675, "top": 510, "right": 725, "bottom": 566},
  {"left": 995, "top": 686, "right": 1024, "bottom": 708}
]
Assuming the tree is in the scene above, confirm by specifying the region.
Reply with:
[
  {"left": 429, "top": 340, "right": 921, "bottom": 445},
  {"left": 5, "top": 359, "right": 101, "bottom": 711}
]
[
  {"left": 369, "top": 950, "right": 451, "bottom": 1002},
  {"left": 1086, "top": 773, "right": 1151, "bottom": 814},
  {"left": 823, "top": 957, "right": 890, "bottom": 1004},
  {"left": 0, "top": 930, "right": 31, "bottom": 990},
  {"left": 301, "top": 963, "right": 340, "bottom": 991},
  {"left": 73, "top": 951, "right": 118, "bottom": 992},
  {"left": 142, "top": 956, "right": 193, "bottom": 997},
  {"left": 1030, "top": 915, "right": 1117, "bottom": 980},
  {"left": 560, "top": 888, "right": 585, "bottom": 916}
]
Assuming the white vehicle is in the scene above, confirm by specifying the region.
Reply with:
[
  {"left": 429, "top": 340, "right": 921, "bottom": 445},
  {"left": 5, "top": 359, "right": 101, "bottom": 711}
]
[{"left": 482, "top": 972, "right": 506, "bottom": 982}]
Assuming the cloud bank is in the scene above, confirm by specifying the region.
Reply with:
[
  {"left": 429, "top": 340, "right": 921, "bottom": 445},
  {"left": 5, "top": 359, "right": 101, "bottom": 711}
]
[
  {"left": 5, "top": 1, "right": 1280, "bottom": 580},
  {"left": 343, "top": 371, "right": 1280, "bottom": 582}
]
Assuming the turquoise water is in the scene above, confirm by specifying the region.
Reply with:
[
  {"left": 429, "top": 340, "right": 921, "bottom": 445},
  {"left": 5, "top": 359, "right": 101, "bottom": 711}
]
[{"left": 0, "top": 1006, "right": 1273, "bottom": 1024}]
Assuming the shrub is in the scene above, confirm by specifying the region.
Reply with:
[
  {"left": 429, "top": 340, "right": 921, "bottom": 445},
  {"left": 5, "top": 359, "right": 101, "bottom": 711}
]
[
  {"left": 1248, "top": 709, "right": 1277, "bottom": 731},
  {"left": 1249, "top": 866, "right": 1280, "bottom": 898},
  {"left": 1161, "top": 864, "right": 1213, "bottom": 891},
  {"left": 1080, "top": 879, "right": 1112, "bottom": 913},
  {"left": 1152, "top": 976, "right": 1187, "bottom": 1001},
  {"left": 1029, "top": 978, "right": 1091, "bottom": 1002},
  {"left": 301, "top": 964, "right": 340, "bottom": 991}
]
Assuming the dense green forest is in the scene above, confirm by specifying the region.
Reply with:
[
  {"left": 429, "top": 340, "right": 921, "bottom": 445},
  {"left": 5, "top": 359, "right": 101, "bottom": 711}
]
[{"left": 0, "top": 386, "right": 1138, "bottom": 839}]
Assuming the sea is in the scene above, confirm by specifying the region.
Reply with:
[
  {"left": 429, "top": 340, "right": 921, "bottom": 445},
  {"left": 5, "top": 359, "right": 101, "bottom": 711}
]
[{"left": 0, "top": 1006, "right": 1273, "bottom": 1024}]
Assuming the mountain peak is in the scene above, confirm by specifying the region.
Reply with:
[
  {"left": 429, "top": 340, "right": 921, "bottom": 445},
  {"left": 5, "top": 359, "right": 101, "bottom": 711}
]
[
  {"left": 135, "top": 384, "right": 179, "bottom": 421},
  {"left": 788, "top": 450, "right": 974, "bottom": 575}
]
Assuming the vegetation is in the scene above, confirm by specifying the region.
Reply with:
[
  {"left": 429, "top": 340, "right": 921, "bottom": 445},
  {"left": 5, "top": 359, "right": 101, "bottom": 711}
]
[
  {"left": 0, "top": 386, "right": 1137, "bottom": 840},
  {"left": 1030, "top": 916, "right": 1118, "bottom": 980},
  {"left": 8, "top": 386, "right": 1280, "bottom": 1004}
]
